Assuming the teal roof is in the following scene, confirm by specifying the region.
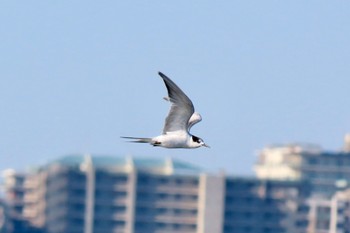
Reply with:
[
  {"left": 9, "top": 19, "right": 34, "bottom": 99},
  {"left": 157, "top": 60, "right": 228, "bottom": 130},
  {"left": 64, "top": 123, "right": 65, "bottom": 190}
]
[{"left": 48, "top": 155, "right": 202, "bottom": 174}]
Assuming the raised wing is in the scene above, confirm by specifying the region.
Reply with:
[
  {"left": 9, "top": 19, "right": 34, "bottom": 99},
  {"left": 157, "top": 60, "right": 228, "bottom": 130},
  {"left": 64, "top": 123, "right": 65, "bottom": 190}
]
[
  {"left": 158, "top": 72, "right": 194, "bottom": 134},
  {"left": 188, "top": 112, "right": 202, "bottom": 131}
]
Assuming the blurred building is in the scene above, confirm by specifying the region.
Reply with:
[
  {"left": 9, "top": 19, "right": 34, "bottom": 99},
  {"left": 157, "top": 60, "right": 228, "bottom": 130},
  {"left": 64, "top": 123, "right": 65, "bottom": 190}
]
[
  {"left": 4, "top": 155, "right": 224, "bottom": 233},
  {"left": 329, "top": 188, "right": 350, "bottom": 233},
  {"left": 2, "top": 134, "right": 350, "bottom": 233},
  {"left": 2, "top": 170, "right": 44, "bottom": 233},
  {"left": 0, "top": 198, "right": 12, "bottom": 233},
  {"left": 2, "top": 170, "right": 28, "bottom": 233},
  {"left": 306, "top": 196, "right": 331, "bottom": 233},
  {"left": 223, "top": 177, "right": 310, "bottom": 233},
  {"left": 2, "top": 155, "right": 312, "bottom": 233},
  {"left": 304, "top": 187, "right": 350, "bottom": 233},
  {"left": 254, "top": 134, "right": 350, "bottom": 233},
  {"left": 254, "top": 135, "right": 350, "bottom": 196}
]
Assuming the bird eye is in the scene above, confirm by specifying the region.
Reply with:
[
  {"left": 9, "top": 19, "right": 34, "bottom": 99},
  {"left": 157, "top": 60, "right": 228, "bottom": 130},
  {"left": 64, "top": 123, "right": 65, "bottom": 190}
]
[{"left": 192, "top": 135, "right": 201, "bottom": 143}]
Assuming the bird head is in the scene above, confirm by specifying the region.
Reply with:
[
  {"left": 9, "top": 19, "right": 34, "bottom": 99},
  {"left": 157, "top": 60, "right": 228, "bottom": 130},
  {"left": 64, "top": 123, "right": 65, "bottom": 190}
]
[{"left": 191, "top": 135, "right": 210, "bottom": 148}]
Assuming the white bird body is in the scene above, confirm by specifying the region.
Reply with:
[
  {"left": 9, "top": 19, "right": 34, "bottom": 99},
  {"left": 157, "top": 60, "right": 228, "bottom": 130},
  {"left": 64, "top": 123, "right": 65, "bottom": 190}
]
[
  {"left": 122, "top": 72, "right": 209, "bottom": 149},
  {"left": 152, "top": 131, "right": 191, "bottom": 148}
]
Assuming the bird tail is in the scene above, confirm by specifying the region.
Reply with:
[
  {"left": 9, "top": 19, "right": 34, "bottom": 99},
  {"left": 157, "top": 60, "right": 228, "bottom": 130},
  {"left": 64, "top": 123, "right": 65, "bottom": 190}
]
[{"left": 121, "top": 136, "right": 153, "bottom": 143}]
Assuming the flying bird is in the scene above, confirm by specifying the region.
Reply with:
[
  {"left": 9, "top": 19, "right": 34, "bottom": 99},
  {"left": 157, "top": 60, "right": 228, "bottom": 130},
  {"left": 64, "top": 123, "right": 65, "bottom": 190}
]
[{"left": 122, "top": 72, "right": 209, "bottom": 149}]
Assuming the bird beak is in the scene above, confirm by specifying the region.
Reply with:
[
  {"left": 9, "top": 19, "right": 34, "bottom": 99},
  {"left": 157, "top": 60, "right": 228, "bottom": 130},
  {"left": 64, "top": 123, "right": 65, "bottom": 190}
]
[{"left": 203, "top": 143, "right": 210, "bottom": 148}]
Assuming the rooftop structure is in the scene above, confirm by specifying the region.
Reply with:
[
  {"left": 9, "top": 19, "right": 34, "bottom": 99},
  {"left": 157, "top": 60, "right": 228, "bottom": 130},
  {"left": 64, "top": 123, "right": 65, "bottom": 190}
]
[{"left": 254, "top": 136, "right": 350, "bottom": 196}]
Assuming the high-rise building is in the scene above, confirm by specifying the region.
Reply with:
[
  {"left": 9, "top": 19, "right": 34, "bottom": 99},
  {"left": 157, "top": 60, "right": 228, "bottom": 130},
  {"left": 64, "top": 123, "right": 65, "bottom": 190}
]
[
  {"left": 254, "top": 135, "right": 350, "bottom": 233},
  {"left": 2, "top": 169, "right": 45, "bottom": 233},
  {"left": 306, "top": 196, "right": 331, "bottom": 233},
  {"left": 2, "top": 155, "right": 311, "bottom": 233},
  {"left": 0, "top": 198, "right": 12, "bottom": 233},
  {"left": 254, "top": 137, "right": 350, "bottom": 196},
  {"left": 329, "top": 188, "right": 350, "bottom": 233},
  {"left": 4, "top": 155, "right": 226, "bottom": 233},
  {"left": 304, "top": 188, "right": 350, "bottom": 233},
  {"left": 224, "top": 177, "right": 310, "bottom": 233}
]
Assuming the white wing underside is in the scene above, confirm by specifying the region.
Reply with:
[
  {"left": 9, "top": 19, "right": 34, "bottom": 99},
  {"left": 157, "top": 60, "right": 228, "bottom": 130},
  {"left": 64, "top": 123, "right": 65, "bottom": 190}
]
[
  {"left": 159, "top": 72, "right": 202, "bottom": 134},
  {"left": 188, "top": 112, "right": 202, "bottom": 131}
]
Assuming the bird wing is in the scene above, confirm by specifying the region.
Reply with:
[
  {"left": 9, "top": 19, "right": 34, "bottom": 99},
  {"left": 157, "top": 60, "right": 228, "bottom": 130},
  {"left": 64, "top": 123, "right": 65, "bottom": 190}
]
[
  {"left": 158, "top": 72, "right": 195, "bottom": 134},
  {"left": 187, "top": 112, "right": 202, "bottom": 131}
]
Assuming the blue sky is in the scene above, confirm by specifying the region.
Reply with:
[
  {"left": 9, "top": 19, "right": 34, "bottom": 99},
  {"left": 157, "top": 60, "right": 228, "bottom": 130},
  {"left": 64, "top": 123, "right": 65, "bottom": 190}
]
[{"left": 1, "top": 1, "right": 350, "bottom": 175}]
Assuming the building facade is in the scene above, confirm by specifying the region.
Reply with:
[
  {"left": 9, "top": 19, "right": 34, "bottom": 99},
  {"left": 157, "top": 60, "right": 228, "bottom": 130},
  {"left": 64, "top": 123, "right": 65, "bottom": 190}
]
[
  {"left": 0, "top": 199, "right": 12, "bottom": 233},
  {"left": 254, "top": 138, "right": 350, "bottom": 196},
  {"left": 3, "top": 154, "right": 314, "bottom": 233},
  {"left": 329, "top": 188, "right": 350, "bottom": 233},
  {"left": 4, "top": 135, "right": 350, "bottom": 233},
  {"left": 224, "top": 177, "right": 310, "bottom": 233},
  {"left": 254, "top": 135, "right": 350, "bottom": 233},
  {"left": 4, "top": 155, "right": 227, "bottom": 233}
]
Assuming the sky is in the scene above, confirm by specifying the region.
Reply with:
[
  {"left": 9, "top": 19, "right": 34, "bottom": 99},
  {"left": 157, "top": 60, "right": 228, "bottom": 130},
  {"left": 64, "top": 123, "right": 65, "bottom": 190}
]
[{"left": 1, "top": 1, "right": 350, "bottom": 175}]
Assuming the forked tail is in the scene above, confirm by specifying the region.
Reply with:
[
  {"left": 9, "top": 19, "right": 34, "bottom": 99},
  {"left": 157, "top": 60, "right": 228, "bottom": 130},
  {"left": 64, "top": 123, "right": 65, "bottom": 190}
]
[{"left": 121, "top": 136, "right": 153, "bottom": 143}]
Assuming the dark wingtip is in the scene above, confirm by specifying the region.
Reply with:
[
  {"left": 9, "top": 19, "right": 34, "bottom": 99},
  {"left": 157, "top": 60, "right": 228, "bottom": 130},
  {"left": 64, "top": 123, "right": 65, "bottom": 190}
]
[{"left": 158, "top": 71, "right": 167, "bottom": 79}]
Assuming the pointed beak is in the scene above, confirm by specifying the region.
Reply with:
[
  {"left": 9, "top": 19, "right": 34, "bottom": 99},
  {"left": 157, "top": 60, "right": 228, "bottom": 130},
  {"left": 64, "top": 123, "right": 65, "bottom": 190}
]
[{"left": 203, "top": 143, "right": 210, "bottom": 148}]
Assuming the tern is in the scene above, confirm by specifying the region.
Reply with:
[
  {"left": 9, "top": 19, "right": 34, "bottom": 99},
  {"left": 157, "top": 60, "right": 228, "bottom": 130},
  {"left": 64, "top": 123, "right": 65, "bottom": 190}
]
[{"left": 122, "top": 72, "right": 209, "bottom": 149}]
